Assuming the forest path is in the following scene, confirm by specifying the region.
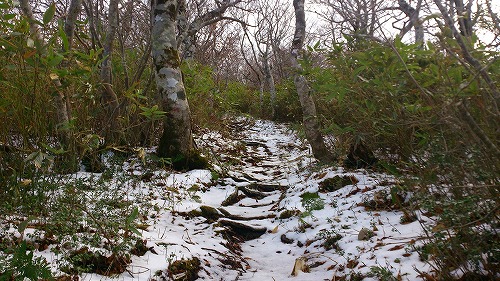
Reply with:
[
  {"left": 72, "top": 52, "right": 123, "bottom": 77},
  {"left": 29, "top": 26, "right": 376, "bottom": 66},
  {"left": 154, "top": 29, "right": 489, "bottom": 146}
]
[
  {"left": 64, "top": 118, "right": 428, "bottom": 281},
  {"left": 189, "top": 118, "right": 316, "bottom": 279},
  {"left": 169, "top": 118, "right": 427, "bottom": 281}
]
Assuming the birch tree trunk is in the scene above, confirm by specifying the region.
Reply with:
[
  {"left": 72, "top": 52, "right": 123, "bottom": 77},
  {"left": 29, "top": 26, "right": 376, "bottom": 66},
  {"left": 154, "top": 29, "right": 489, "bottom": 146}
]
[
  {"left": 262, "top": 45, "right": 276, "bottom": 119},
  {"left": 152, "top": 0, "right": 195, "bottom": 161},
  {"left": 100, "top": 0, "right": 120, "bottom": 141},
  {"left": 398, "top": 0, "right": 424, "bottom": 46},
  {"left": 291, "top": 0, "right": 335, "bottom": 162}
]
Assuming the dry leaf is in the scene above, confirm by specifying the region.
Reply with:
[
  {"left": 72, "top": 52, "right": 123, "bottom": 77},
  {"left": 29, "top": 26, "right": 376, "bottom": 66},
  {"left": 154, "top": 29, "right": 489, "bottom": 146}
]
[
  {"left": 388, "top": 245, "right": 404, "bottom": 251},
  {"left": 20, "top": 179, "right": 32, "bottom": 185},
  {"left": 271, "top": 225, "right": 279, "bottom": 233},
  {"left": 291, "top": 257, "right": 307, "bottom": 276}
]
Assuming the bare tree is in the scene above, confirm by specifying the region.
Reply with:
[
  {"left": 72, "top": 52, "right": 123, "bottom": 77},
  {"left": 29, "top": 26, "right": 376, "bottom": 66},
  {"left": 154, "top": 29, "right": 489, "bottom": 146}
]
[
  {"left": 312, "top": 0, "right": 391, "bottom": 44},
  {"left": 291, "top": 0, "right": 335, "bottom": 162},
  {"left": 195, "top": 20, "right": 244, "bottom": 84},
  {"left": 241, "top": 0, "right": 293, "bottom": 119},
  {"left": 397, "top": 0, "right": 424, "bottom": 46},
  {"left": 178, "top": 0, "right": 243, "bottom": 60}
]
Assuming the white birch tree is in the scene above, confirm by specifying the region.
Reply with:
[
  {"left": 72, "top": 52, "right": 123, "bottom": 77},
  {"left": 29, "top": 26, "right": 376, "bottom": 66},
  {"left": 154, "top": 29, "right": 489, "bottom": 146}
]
[
  {"left": 152, "top": 0, "right": 242, "bottom": 165},
  {"left": 152, "top": 0, "right": 194, "bottom": 162},
  {"left": 291, "top": 0, "right": 335, "bottom": 162}
]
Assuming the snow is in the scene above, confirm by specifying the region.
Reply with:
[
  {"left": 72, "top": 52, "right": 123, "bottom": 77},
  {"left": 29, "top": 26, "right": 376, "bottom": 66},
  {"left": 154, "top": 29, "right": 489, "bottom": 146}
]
[{"left": 12, "top": 118, "right": 433, "bottom": 280}]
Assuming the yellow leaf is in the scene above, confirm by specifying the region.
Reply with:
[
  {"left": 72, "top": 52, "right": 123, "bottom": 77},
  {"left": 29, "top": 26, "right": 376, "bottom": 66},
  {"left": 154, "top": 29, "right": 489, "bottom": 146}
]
[
  {"left": 135, "top": 147, "right": 146, "bottom": 164},
  {"left": 271, "top": 225, "right": 279, "bottom": 233},
  {"left": 432, "top": 223, "right": 446, "bottom": 232},
  {"left": 291, "top": 257, "right": 307, "bottom": 276},
  {"left": 20, "top": 179, "right": 32, "bottom": 185},
  {"left": 49, "top": 73, "right": 59, "bottom": 80},
  {"left": 76, "top": 59, "right": 91, "bottom": 71}
]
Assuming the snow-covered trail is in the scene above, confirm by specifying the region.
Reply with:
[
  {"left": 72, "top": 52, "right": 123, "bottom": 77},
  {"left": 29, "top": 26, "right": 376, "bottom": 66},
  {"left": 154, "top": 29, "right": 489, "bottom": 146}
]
[{"left": 43, "top": 118, "right": 430, "bottom": 281}]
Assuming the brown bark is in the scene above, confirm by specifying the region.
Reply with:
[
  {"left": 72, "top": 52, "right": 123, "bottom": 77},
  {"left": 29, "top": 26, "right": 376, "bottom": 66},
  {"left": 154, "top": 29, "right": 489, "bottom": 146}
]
[{"left": 291, "top": 0, "right": 335, "bottom": 163}]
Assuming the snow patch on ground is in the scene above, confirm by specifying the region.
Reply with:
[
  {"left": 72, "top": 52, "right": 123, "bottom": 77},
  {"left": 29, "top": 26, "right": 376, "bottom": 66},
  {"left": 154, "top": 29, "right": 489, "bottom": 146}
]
[{"left": 23, "top": 118, "right": 431, "bottom": 280}]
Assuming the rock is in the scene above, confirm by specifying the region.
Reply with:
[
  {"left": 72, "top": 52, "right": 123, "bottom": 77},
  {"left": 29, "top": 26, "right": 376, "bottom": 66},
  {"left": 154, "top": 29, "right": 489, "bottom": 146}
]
[
  {"left": 280, "top": 234, "right": 294, "bottom": 244},
  {"left": 221, "top": 189, "right": 244, "bottom": 206},
  {"left": 218, "top": 219, "right": 267, "bottom": 241},
  {"left": 358, "top": 227, "right": 374, "bottom": 241}
]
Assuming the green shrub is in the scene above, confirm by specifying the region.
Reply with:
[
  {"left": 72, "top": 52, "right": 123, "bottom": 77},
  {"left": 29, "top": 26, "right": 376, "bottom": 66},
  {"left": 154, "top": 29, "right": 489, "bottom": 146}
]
[
  {"left": 0, "top": 241, "right": 52, "bottom": 281},
  {"left": 305, "top": 38, "right": 499, "bottom": 278}
]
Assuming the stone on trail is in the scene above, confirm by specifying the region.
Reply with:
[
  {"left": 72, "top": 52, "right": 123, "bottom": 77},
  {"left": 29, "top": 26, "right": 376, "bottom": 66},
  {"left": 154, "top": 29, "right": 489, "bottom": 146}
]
[{"left": 218, "top": 219, "right": 267, "bottom": 241}]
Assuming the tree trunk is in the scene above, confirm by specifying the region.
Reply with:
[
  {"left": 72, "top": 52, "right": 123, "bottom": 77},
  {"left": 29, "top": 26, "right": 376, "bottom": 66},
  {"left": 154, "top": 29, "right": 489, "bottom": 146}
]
[
  {"left": 398, "top": 0, "right": 424, "bottom": 46},
  {"left": 262, "top": 46, "right": 276, "bottom": 119},
  {"left": 454, "top": 0, "right": 473, "bottom": 37},
  {"left": 20, "top": 0, "right": 82, "bottom": 170},
  {"left": 100, "top": 0, "right": 120, "bottom": 141},
  {"left": 20, "top": 0, "right": 78, "bottom": 147},
  {"left": 64, "top": 0, "right": 83, "bottom": 51},
  {"left": 152, "top": 0, "right": 194, "bottom": 160},
  {"left": 291, "top": 0, "right": 335, "bottom": 163},
  {"left": 19, "top": 0, "right": 43, "bottom": 44}
]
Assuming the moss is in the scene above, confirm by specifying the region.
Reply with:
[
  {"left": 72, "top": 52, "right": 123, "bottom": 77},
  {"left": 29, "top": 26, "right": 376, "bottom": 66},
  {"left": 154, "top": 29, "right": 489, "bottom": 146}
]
[
  {"left": 171, "top": 151, "right": 210, "bottom": 171},
  {"left": 318, "top": 175, "right": 358, "bottom": 192},
  {"left": 198, "top": 205, "right": 222, "bottom": 221},
  {"left": 164, "top": 47, "right": 181, "bottom": 68},
  {"left": 168, "top": 257, "right": 201, "bottom": 281},
  {"left": 62, "top": 247, "right": 130, "bottom": 275},
  {"left": 279, "top": 209, "right": 301, "bottom": 219}
]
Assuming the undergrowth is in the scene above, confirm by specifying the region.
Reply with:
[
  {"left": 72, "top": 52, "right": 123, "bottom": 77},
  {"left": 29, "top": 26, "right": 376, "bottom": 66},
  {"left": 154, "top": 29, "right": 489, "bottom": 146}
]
[
  {"left": 0, "top": 0, "right": 498, "bottom": 278},
  {"left": 0, "top": 151, "right": 184, "bottom": 278}
]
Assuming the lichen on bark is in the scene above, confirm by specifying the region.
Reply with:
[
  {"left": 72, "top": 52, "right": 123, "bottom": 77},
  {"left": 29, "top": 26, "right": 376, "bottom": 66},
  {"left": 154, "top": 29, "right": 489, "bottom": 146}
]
[{"left": 152, "top": 0, "right": 207, "bottom": 170}]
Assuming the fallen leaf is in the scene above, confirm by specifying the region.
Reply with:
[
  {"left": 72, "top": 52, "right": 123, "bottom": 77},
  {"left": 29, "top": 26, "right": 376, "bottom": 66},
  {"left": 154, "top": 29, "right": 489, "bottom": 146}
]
[
  {"left": 291, "top": 257, "right": 307, "bottom": 276},
  {"left": 271, "top": 225, "right": 279, "bottom": 233},
  {"left": 388, "top": 245, "right": 404, "bottom": 251},
  {"left": 346, "top": 260, "right": 359, "bottom": 269}
]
